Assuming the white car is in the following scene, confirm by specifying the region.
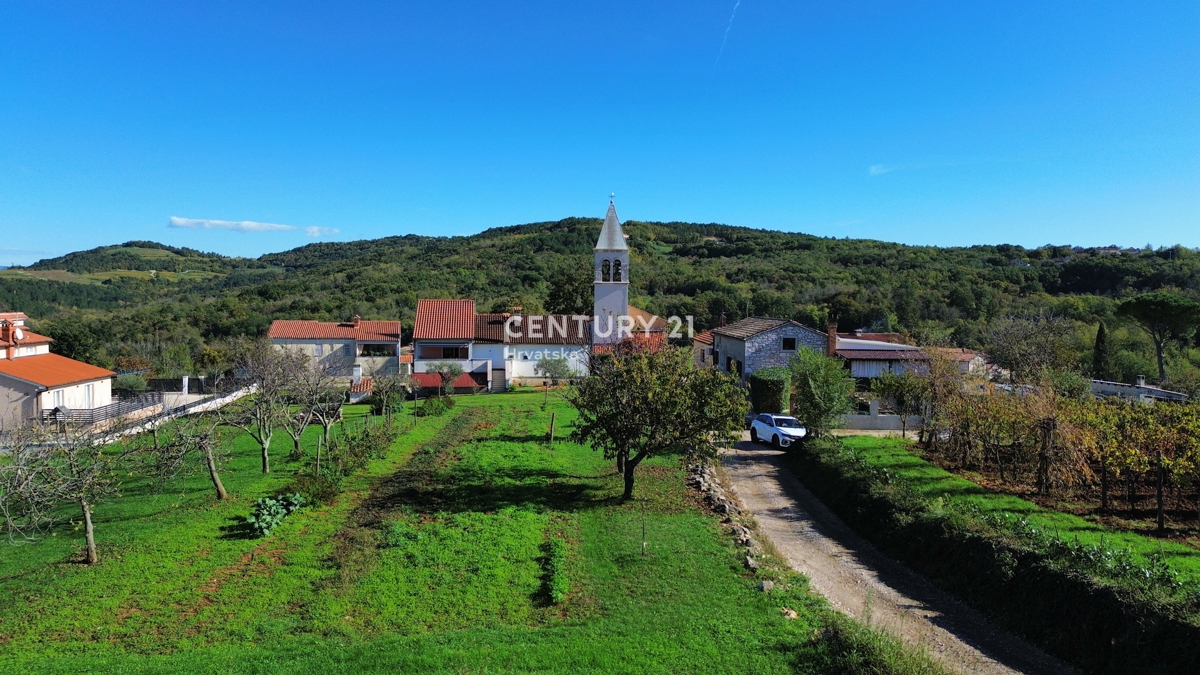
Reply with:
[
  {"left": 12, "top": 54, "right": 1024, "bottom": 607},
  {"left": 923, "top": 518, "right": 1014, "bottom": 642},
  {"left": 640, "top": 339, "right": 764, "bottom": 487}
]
[{"left": 749, "top": 413, "right": 807, "bottom": 448}]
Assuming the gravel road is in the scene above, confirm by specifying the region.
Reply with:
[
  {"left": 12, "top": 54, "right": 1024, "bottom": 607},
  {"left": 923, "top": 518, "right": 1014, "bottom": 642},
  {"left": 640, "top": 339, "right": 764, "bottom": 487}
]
[{"left": 722, "top": 440, "right": 1075, "bottom": 675}]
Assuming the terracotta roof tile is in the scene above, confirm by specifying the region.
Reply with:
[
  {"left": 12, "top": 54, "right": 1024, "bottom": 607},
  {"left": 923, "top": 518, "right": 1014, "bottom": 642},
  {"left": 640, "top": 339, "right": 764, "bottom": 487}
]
[
  {"left": 0, "top": 353, "right": 115, "bottom": 388},
  {"left": 692, "top": 330, "right": 713, "bottom": 345},
  {"left": 268, "top": 320, "right": 401, "bottom": 342},
  {"left": 712, "top": 317, "right": 809, "bottom": 340},
  {"left": 413, "top": 299, "right": 476, "bottom": 340},
  {"left": 349, "top": 377, "right": 373, "bottom": 394}
]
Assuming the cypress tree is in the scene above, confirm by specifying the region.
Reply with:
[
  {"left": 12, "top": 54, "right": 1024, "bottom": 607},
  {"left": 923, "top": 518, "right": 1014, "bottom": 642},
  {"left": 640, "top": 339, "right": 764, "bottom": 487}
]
[{"left": 1092, "top": 322, "right": 1113, "bottom": 380}]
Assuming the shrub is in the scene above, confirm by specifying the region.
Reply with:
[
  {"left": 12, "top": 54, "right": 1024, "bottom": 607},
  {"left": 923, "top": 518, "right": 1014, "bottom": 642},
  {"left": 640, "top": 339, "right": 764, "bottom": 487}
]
[
  {"left": 750, "top": 367, "right": 791, "bottom": 413},
  {"left": 246, "top": 493, "right": 306, "bottom": 537},
  {"left": 285, "top": 474, "right": 342, "bottom": 505},
  {"left": 113, "top": 373, "right": 148, "bottom": 394},
  {"left": 416, "top": 396, "right": 453, "bottom": 417},
  {"left": 544, "top": 537, "right": 569, "bottom": 604}
]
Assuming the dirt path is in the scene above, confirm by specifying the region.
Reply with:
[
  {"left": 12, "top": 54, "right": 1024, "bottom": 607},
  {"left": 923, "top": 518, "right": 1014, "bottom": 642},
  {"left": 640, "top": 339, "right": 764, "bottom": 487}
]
[{"left": 723, "top": 440, "right": 1075, "bottom": 675}]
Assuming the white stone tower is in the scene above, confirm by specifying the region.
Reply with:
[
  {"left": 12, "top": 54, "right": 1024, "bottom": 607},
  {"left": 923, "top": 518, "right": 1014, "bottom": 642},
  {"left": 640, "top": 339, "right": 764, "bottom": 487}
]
[{"left": 593, "top": 199, "right": 630, "bottom": 345}]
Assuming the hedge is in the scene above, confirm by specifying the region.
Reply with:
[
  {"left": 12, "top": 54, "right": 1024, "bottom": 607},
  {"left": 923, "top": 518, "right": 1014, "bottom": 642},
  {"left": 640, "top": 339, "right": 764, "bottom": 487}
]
[
  {"left": 750, "top": 367, "right": 791, "bottom": 414},
  {"left": 787, "top": 438, "right": 1200, "bottom": 675}
]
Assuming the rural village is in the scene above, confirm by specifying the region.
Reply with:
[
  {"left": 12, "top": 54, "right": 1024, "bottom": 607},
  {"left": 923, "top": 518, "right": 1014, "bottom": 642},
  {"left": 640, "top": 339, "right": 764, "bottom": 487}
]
[
  {"left": 4, "top": 202, "right": 1200, "bottom": 675},
  {"left": 3, "top": 4, "right": 1198, "bottom": 674}
]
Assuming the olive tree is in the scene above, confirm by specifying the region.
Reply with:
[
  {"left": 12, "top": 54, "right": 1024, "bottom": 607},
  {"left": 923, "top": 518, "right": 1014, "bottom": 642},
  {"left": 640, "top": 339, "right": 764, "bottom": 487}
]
[{"left": 569, "top": 342, "right": 746, "bottom": 500}]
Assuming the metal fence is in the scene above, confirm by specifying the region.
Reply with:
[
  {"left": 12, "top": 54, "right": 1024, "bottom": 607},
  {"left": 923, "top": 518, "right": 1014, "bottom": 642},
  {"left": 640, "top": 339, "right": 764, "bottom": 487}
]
[{"left": 40, "top": 392, "right": 165, "bottom": 425}]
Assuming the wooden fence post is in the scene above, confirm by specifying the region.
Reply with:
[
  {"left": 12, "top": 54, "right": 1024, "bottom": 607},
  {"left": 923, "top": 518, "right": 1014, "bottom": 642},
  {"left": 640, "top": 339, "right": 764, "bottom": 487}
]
[{"left": 548, "top": 412, "right": 557, "bottom": 447}]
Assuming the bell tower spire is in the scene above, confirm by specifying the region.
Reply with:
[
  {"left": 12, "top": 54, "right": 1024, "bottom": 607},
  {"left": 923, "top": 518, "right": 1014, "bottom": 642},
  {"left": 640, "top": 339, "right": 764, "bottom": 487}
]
[{"left": 593, "top": 197, "right": 630, "bottom": 345}]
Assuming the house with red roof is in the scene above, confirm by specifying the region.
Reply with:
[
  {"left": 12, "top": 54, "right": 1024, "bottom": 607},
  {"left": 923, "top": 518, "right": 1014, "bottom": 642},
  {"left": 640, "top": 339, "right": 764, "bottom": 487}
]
[
  {"left": 0, "top": 312, "right": 118, "bottom": 423},
  {"left": 268, "top": 316, "right": 404, "bottom": 381}
]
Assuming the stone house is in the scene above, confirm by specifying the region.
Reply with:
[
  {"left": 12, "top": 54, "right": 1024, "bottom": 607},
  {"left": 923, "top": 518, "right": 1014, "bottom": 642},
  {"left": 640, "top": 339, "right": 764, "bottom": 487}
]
[{"left": 709, "top": 318, "right": 827, "bottom": 382}]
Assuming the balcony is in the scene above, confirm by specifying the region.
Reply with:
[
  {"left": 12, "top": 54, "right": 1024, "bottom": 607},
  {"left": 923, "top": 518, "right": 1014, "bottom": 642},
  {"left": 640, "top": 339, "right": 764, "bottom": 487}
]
[{"left": 413, "top": 358, "right": 491, "bottom": 374}]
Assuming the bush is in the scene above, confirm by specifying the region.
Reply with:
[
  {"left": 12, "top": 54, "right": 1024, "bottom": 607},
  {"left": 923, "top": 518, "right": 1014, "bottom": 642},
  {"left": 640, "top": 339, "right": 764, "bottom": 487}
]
[
  {"left": 544, "top": 537, "right": 569, "bottom": 604},
  {"left": 113, "top": 373, "right": 148, "bottom": 394},
  {"left": 284, "top": 474, "right": 342, "bottom": 505},
  {"left": 750, "top": 367, "right": 791, "bottom": 413},
  {"left": 246, "top": 493, "right": 306, "bottom": 537},
  {"left": 416, "top": 396, "right": 454, "bottom": 417},
  {"left": 317, "top": 417, "right": 401, "bottom": 481}
]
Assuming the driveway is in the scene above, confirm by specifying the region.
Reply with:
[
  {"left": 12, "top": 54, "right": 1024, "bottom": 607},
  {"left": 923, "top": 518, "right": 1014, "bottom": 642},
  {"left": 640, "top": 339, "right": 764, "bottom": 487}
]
[{"left": 722, "top": 439, "right": 1073, "bottom": 675}]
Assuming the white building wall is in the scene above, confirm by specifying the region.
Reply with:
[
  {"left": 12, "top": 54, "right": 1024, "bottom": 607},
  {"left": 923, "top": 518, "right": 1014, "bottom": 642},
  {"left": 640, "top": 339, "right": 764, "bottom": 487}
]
[
  {"left": 507, "top": 344, "right": 590, "bottom": 379},
  {"left": 38, "top": 378, "right": 113, "bottom": 411}
]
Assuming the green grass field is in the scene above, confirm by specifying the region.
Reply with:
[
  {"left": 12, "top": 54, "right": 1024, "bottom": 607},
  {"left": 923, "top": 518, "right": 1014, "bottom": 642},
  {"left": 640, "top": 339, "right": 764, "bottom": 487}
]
[
  {"left": 842, "top": 436, "right": 1200, "bottom": 581},
  {"left": 0, "top": 395, "right": 941, "bottom": 674}
]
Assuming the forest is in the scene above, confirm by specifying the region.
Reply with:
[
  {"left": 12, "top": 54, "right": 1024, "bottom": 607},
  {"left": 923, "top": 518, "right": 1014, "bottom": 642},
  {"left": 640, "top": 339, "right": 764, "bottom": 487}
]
[{"left": 2, "top": 219, "right": 1199, "bottom": 395}]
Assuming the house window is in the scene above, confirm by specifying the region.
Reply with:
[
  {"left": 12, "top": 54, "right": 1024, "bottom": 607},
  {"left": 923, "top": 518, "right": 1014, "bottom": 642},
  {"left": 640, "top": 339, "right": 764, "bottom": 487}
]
[
  {"left": 52, "top": 390, "right": 63, "bottom": 407},
  {"left": 315, "top": 344, "right": 325, "bottom": 358},
  {"left": 442, "top": 346, "right": 468, "bottom": 359},
  {"left": 84, "top": 384, "right": 94, "bottom": 409},
  {"left": 712, "top": 349, "right": 720, "bottom": 367},
  {"left": 726, "top": 356, "right": 733, "bottom": 373},
  {"left": 782, "top": 337, "right": 797, "bottom": 351}
]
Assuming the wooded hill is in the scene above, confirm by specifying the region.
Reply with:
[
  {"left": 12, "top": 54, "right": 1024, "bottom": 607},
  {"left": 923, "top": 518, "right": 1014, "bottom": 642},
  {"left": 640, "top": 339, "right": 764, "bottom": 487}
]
[{"left": 1, "top": 218, "right": 1198, "bottom": 390}]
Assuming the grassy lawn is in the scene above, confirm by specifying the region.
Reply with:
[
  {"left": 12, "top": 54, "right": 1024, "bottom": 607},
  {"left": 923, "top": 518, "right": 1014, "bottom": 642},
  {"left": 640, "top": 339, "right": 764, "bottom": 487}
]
[
  {"left": 1, "top": 394, "right": 940, "bottom": 674},
  {"left": 842, "top": 436, "right": 1200, "bottom": 581}
]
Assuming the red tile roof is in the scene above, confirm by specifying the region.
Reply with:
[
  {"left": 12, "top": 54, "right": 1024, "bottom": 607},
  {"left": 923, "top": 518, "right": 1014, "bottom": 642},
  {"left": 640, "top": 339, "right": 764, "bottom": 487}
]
[
  {"left": 0, "top": 353, "right": 115, "bottom": 388},
  {"left": 399, "top": 353, "right": 413, "bottom": 364},
  {"left": 413, "top": 299, "right": 476, "bottom": 340},
  {"left": 411, "top": 372, "right": 487, "bottom": 389},
  {"left": 627, "top": 306, "right": 668, "bottom": 333},
  {"left": 476, "top": 313, "right": 591, "bottom": 345},
  {"left": 349, "top": 377, "right": 373, "bottom": 394},
  {"left": 692, "top": 330, "right": 713, "bottom": 346},
  {"left": 268, "top": 319, "right": 401, "bottom": 342}
]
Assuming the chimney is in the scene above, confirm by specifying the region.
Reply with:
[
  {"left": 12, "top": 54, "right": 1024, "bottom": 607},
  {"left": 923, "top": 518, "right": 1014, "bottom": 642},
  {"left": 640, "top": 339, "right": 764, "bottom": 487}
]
[
  {"left": 352, "top": 363, "right": 363, "bottom": 385},
  {"left": 827, "top": 320, "right": 838, "bottom": 357},
  {"left": 352, "top": 315, "right": 362, "bottom": 328},
  {"left": 1136, "top": 375, "right": 1146, "bottom": 387},
  {"left": 0, "top": 320, "right": 9, "bottom": 343}
]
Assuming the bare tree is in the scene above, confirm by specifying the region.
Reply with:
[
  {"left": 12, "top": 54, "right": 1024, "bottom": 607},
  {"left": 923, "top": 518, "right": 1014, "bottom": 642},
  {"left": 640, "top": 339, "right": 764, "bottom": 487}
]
[
  {"left": 0, "top": 424, "right": 58, "bottom": 543},
  {"left": 2, "top": 418, "right": 142, "bottom": 564},
  {"left": 283, "top": 365, "right": 344, "bottom": 455},
  {"left": 149, "top": 415, "right": 230, "bottom": 500},
  {"left": 224, "top": 340, "right": 307, "bottom": 474},
  {"left": 985, "top": 314, "right": 1076, "bottom": 384}
]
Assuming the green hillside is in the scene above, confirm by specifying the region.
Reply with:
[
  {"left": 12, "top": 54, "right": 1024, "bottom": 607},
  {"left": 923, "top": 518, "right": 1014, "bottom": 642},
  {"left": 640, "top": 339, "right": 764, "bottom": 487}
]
[{"left": 1, "top": 218, "right": 1198, "bottom": 389}]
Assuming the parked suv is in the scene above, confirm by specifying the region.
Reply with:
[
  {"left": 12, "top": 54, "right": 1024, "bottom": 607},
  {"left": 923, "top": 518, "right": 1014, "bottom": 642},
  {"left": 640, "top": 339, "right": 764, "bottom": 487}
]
[{"left": 749, "top": 413, "right": 807, "bottom": 448}]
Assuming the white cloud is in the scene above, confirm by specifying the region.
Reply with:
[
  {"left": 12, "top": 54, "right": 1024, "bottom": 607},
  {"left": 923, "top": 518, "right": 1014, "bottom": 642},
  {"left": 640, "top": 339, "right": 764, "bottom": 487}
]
[
  {"left": 169, "top": 216, "right": 339, "bottom": 237},
  {"left": 868, "top": 164, "right": 896, "bottom": 176}
]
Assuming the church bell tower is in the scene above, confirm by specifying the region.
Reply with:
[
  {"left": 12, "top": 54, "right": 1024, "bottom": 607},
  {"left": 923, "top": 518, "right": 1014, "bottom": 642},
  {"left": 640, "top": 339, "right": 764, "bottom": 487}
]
[{"left": 593, "top": 198, "right": 630, "bottom": 345}]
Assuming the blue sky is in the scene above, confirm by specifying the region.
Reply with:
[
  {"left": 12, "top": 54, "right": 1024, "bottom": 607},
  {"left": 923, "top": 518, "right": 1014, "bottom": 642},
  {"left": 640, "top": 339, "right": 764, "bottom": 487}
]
[{"left": 1, "top": 1, "right": 1197, "bottom": 264}]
